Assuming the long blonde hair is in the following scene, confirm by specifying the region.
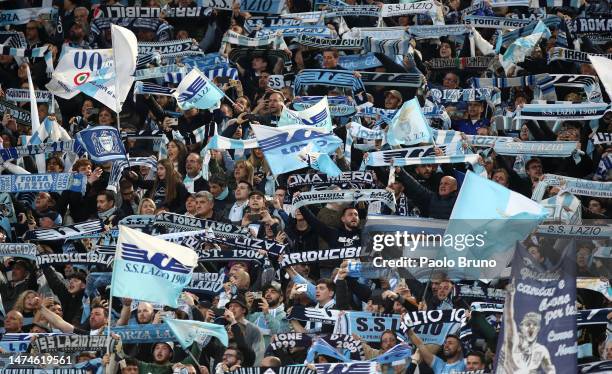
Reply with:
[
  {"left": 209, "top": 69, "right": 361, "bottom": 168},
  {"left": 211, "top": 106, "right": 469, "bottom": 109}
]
[{"left": 13, "top": 290, "right": 39, "bottom": 314}]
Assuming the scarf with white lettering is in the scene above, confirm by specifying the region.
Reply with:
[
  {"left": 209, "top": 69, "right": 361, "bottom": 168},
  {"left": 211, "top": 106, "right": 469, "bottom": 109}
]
[
  {"left": 107, "top": 324, "right": 175, "bottom": 344},
  {"left": 463, "top": 16, "right": 532, "bottom": 29},
  {"left": 593, "top": 133, "right": 612, "bottom": 145},
  {"left": 137, "top": 39, "right": 201, "bottom": 58},
  {"left": 153, "top": 212, "right": 251, "bottom": 237},
  {"left": 425, "top": 56, "right": 495, "bottom": 70},
  {"left": 94, "top": 6, "right": 211, "bottom": 19},
  {"left": 133, "top": 81, "right": 176, "bottom": 97},
  {"left": 0, "top": 243, "right": 37, "bottom": 260},
  {"left": 570, "top": 17, "right": 612, "bottom": 41},
  {"left": 5, "top": 89, "right": 52, "bottom": 103},
  {"left": 380, "top": 1, "right": 439, "bottom": 18},
  {"left": 326, "top": 5, "right": 381, "bottom": 17},
  {"left": 0, "top": 7, "right": 57, "bottom": 26},
  {"left": 547, "top": 47, "right": 612, "bottom": 64},
  {"left": 287, "top": 171, "right": 376, "bottom": 191},
  {"left": 407, "top": 25, "right": 470, "bottom": 39},
  {"left": 0, "top": 173, "right": 86, "bottom": 194},
  {"left": 493, "top": 141, "right": 580, "bottom": 160},
  {"left": 292, "top": 189, "right": 395, "bottom": 212},
  {"left": 31, "top": 335, "right": 113, "bottom": 353},
  {"left": 134, "top": 64, "right": 187, "bottom": 81},
  {"left": 296, "top": 35, "right": 363, "bottom": 49},
  {"left": 280, "top": 247, "right": 362, "bottom": 267},
  {"left": 185, "top": 272, "right": 225, "bottom": 295},
  {"left": 36, "top": 251, "right": 114, "bottom": 267},
  {"left": 532, "top": 174, "right": 612, "bottom": 200},
  {"left": 428, "top": 88, "right": 500, "bottom": 105},
  {"left": 513, "top": 102, "right": 610, "bottom": 121},
  {"left": 0, "top": 100, "right": 31, "bottom": 126}
]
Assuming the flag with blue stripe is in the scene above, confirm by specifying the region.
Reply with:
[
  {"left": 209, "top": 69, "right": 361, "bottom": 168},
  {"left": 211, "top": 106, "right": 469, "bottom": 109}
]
[
  {"left": 442, "top": 172, "right": 547, "bottom": 279},
  {"left": 112, "top": 226, "right": 198, "bottom": 307},
  {"left": 165, "top": 318, "right": 228, "bottom": 348},
  {"left": 387, "top": 97, "right": 434, "bottom": 146},
  {"left": 251, "top": 124, "right": 343, "bottom": 175},
  {"left": 173, "top": 67, "right": 225, "bottom": 110},
  {"left": 76, "top": 126, "right": 126, "bottom": 162}
]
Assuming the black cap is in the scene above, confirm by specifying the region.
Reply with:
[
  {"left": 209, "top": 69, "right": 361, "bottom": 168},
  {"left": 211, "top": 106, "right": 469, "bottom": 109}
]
[{"left": 226, "top": 294, "right": 248, "bottom": 312}]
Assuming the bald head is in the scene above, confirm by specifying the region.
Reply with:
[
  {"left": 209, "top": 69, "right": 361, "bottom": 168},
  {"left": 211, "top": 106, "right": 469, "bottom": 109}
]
[{"left": 438, "top": 176, "right": 457, "bottom": 197}]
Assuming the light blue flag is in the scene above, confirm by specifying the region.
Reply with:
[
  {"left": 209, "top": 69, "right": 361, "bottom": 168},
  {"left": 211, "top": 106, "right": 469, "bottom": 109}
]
[
  {"left": 442, "top": 172, "right": 547, "bottom": 279},
  {"left": 387, "top": 97, "right": 434, "bottom": 146},
  {"left": 306, "top": 338, "right": 349, "bottom": 363},
  {"left": 278, "top": 96, "right": 333, "bottom": 132},
  {"left": 165, "top": 318, "right": 229, "bottom": 348},
  {"left": 501, "top": 20, "right": 551, "bottom": 73},
  {"left": 173, "top": 67, "right": 225, "bottom": 110},
  {"left": 370, "top": 344, "right": 412, "bottom": 364},
  {"left": 251, "top": 124, "right": 343, "bottom": 175},
  {"left": 76, "top": 126, "right": 126, "bottom": 162},
  {"left": 112, "top": 226, "right": 198, "bottom": 307}
]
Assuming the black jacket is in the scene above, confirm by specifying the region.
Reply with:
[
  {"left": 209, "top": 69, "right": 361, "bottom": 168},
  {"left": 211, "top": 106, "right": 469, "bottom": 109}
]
[{"left": 398, "top": 169, "right": 457, "bottom": 219}]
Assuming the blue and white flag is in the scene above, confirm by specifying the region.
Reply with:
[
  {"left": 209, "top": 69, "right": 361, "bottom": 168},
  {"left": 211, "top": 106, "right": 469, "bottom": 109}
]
[
  {"left": 111, "top": 226, "right": 198, "bottom": 307},
  {"left": 442, "top": 172, "right": 547, "bottom": 280},
  {"left": 76, "top": 126, "right": 126, "bottom": 162},
  {"left": 371, "top": 344, "right": 412, "bottom": 364},
  {"left": 165, "top": 318, "right": 228, "bottom": 348},
  {"left": 46, "top": 25, "right": 137, "bottom": 112},
  {"left": 251, "top": 124, "right": 343, "bottom": 175},
  {"left": 500, "top": 20, "right": 551, "bottom": 73},
  {"left": 173, "top": 67, "right": 224, "bottom": 110},
  {"left": 306, "top": 338, "right": 349, "bottom": 363},
  {"left": 387, "top": 97, "right": 434, "bottom": 146},
  {"left": 297, "top": 142, "right": 342, "bottom": 177},
  {"left": 279, "top": 96, "right": 333, "bottom": 132}
]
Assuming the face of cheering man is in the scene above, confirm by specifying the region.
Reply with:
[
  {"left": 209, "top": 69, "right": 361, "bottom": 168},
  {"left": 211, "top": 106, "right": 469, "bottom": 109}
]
[
  {"left": 322, "top": 50, "right": 339, "bottom": 69},
  {"left": 96, "top": 193, "right": 114, "bottom": 213},
  {"left": 137, "top": 302, "right": 154, "bottom": 324},
  {"left": 4, "top": 311, "right": 23, "bottom": 333},
  {"left": 443, "top": 336, "right": 462, "bottom": 360},
  {"left": 67, "top": 276, "right": 86, "bottom": 295},
  {"left": 467, "top": 101, "right": 484, "bottom": 120},
  {"left": 185, "top": 153, "right": 202, "bottom": 178},
  {"left": 466, "top": 353, "right": 485, "bottom": 371},
  {"left": 315, "top": 281, "right": 334, "bottom": 305},
  {"left": 152, "top": 343, "right": 173, "bottom": 364},
  {"left": 415, "top": 164, "right": 435, "bottom": 179},
  {"left": 438, "top": 176, "right": 458, "bottom": 198},
  {"left": 264, "top": 287, "right": 282, "bottom": 308},
  {"left": 89, "top": 306, "right": 107, "bottom": 330},
  {"left": 268, "top": 92, "right": 284, "bottom": 116},
  {"left": 340, "top": 208, "right": 359, "bottom": 230}
]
